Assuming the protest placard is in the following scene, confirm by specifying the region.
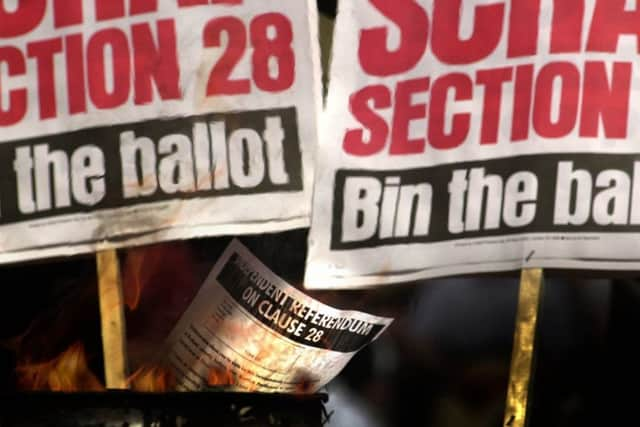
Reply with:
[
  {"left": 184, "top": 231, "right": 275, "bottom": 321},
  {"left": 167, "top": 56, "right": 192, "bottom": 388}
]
[
  {"left": 0, "top": 0, "right": 320, "bottom": 263},
  {"left": 306, "top": 0, "right": 640, "bottom": 288}
]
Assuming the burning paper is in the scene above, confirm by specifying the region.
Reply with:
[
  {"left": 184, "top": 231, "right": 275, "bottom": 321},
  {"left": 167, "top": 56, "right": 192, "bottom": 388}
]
[{"left": 163, "top": 239, "right": 393, "bottom": 393}]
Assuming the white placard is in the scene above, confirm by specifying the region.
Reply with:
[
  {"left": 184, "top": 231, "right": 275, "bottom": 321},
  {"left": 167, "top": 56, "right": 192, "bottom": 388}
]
[
  {"left": 0, "top": 0, "right": 321, "bottom": 263},
  {"left": 307, "top": 0, "right": 640, "bottom": 288}
]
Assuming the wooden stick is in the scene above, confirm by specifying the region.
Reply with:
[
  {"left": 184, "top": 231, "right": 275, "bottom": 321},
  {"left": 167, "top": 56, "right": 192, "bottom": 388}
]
[
  {"left": 96, "top": 249, "right": 129, "bottom": 389},
  {"left": 503, "top": 268, "right": 544, "bottom": 427}
]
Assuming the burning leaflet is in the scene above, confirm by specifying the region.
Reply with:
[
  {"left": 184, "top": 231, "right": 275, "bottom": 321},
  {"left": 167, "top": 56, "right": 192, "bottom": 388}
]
[
  {"left": 163, "top": 239, "right": 394, "bottom": 393},
  {"left": 233, "top": 255, "right": 377, "bottom": 339}
]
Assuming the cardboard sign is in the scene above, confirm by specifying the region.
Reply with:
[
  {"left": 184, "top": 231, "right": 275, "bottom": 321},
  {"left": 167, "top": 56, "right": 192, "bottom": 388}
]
[
  {"left": 0, "top": 0, "right": 321, "bottom": 263},
  {"left": 306, "top": 0, "right": 640, "bottom": 288}
]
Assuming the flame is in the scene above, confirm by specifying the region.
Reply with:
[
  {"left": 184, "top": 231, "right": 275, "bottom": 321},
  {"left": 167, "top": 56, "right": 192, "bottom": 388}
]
[
  {"left": 122, "top": 242, "right": 200, "bottom": 314},
  {"left": 16, "top": 342, "right": 104, "bottom": 392},
  {"left": 17, "top": 341, "right": 176, "bottom": 392},
  {"left": 13, "top": 242, "right": 205, "bottom": 394},
  {"left": 123, "top": 242, "right": 203, "bottom": 373},
  {"left": 195, "top": 321, "right": 319, "bottom": 394},
  {"left": 207, "top": 363, "right": 237, "bottom": 388},
  {"left": 128, "top": 365, "right": 175, "bottom": 392},
  {"left": 15, "top": 242, "right": 320, "bottom": 395},
  {"left": 123, "top": 246, "right": 162, "bottom": 311}
]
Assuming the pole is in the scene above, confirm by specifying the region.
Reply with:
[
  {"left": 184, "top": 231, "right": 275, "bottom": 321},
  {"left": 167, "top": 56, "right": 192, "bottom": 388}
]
[
  {"left": 96, "top": 249, "right": 129, "bottom": 389},
  {"left": 503, "top": 268, "right": 544, "bottom": 427}
]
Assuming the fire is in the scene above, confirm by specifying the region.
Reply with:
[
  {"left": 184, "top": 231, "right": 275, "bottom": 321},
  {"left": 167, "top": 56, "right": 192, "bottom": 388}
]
[
  {"left": 16, "top": 341, "right": 175, "bottom": 392},
  {"left": 14, "top": 242, "right": 320, "bottom": 395},
  {"left": 16, "top": 342, "right": 104, "bottom": 392},
  {"left": 194, "top": 320, "right": 318, "bottom": 394},
  {"left": 122, "top": 242, "right": 199, "bottom": 312},
  {"left": 14, "top": 242, "right": 202, "bottom": 393},
  {"left": 123, "top": 242, "right": 204, "bottom": 379},
  {"left": 128, "top": 365, "right": 175, "bottom": 392},
  {"left": 207, "top": 365, "right": 236, "bottom": 388},
  {"left": 123, "top": 245, "right": 160, "bottom": 311}
]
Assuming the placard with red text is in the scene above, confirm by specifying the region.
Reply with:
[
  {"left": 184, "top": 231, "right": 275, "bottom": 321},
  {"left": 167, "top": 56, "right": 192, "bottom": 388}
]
[
  {"left": 306, "top": 0, "right": 640, "bottom": 289},
  {"left": 0, "top": 0, "right": 321, "bottom": 263}
]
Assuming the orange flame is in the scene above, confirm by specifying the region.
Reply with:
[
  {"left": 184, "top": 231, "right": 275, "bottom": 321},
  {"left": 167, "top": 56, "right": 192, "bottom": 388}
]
[
  {"left": 16, "top": 342, "right": 104, "bottom": 392},
  {"left": 123, "top": 246, "right": 161, "bottom": 311},
  {"left": 122, "top": 242, "right": 200, "bottom": 313},
  {"left": 207, "top": 366, "right": 236, "bottom": 388},
  {"left": 15, "top": 243, "right": 202, "bottom": 393},
  {"left": 128, "top": 365, "right": 175, "bottom": 392},
  {"left": 15, "top": 242, "right": 321, "bottom": 394},
  {"left": 17, "top": 342, "right": 176, "bottom": 392}
]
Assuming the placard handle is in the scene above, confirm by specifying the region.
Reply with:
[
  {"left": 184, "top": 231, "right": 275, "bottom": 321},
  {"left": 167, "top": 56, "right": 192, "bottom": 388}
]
[
  {"left": 503, "top": 268, "right": 544, "bottom": 427},
  {"left": 96, "top": 249, "right": 129, "bottom": 389}
]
